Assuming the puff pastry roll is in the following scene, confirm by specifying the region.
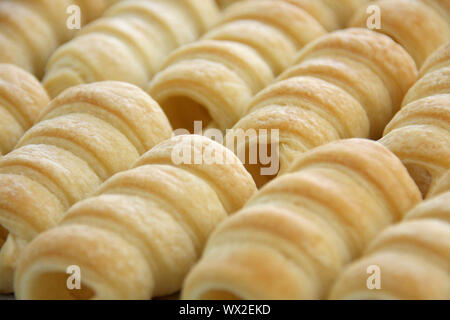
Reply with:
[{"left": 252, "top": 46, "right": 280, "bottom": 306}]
[
  {"left": 182, "top": 139, "right": 422, "bottom": 300},
  {"left": 420, "top": 42, "right": 450, "bottom": 77},
  {"left": 0, "top": 64, "right": 49, "bottom": 156},
  {"left": 381, "top": 43, "right": 450, "bottom": 198},
  {"left": 0, "top": 0, "right": 114, "bottom": 78},
  {"left": 402, "top": 43, "right": 450, "bottom": 106},
  {"left": 148, "top": 0, "right": 326, "bottom": 132},
  {"left": 42, "top": 0, "right": 219, "bottom": 98},
  {"left": 0, "top": 82, "right": 172, "bottom": 293},
  {"left": 429, "top": 171, "right": 450, "bottom": 198},
  {"left": 216, "top": 0, "right": 366, "bottom": 31},
  {"left": 226, "top": 28, "right": 417, "bottom": 186},
  {"left": 283, "top": 0, "right": 367, "bottom": 31},
  {"left": 381, "top": 95, "right": 450, "bottom": 198},
  {"left": 349, "top": 0, "right": 450, "bottom": 68},
  {"left": 330, "top": 191, "right": 450, "bottom": 300},
  {"left": 14, "top": 135, "right": 256, "bottom": 300}
]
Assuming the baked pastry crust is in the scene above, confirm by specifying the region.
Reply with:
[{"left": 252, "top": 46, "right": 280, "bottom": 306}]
[
  {"left": 420, "top": 42, "right": 450, "bottom": 77},
  {"left": 382, "top": 94, "right": 450, "bottom": 196},
  {"left": 226, "top": 28, "right": 417, "bottom": 186},
  {"left": 215, "top": 0, "right": 236, "bottom": 9},
  {"left": 0, "top": 81, "right": 172, "bottom": 293},
  {"left": 381, "top": 43, "right": 450, "bottom": 198},
  {"left": 43, "top": 0, "right": 220, "bottom": 98},
  {"left": 182, "top": 139, "right": 421, "bottom": 300},
  {"left": 0, "top": 64, "right": 49, "bottom": 155},
  {"left": 403, "top": 43, "right": 450, "bottom": 106},
  {"left": 330, "top": 191, "right": 450, "bottom": 300},
  {"left": 206, "top": 0, "right": 365, "bottom": 74},
  {"left": 349, "top": 0, "right": 450, "bottom": 68},
  {"left": 14, "top": 135, "right": 256, "bottom": 299},
  {"left": 216, "top": 0, "right": 366, "bottom": 31},
  {"left": 147, "top": 0, "right": 326, "bottom": 132},
  {"left": 0, "top": 0, "right": 114, "bottom": 77},
  {"left": 429, "top": 171, "right": 450, "bottom": 197}
]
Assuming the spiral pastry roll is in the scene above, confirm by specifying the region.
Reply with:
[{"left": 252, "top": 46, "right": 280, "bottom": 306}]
[
  {"left": 429, "top": 171, "right": 450, "bottom": 198},
  {"left": 402, "top": 43, "right": 450, "bottom": 106},
  {"left": 0, "top": 64, "right": 49, "bottom": 156},
  {"left": 330, "top": 191, "right": 450, "bottom": 300},
  {"left": 349, "top": 0, "right": 450, "bottom": 68},
  {"left": 14, "top": 135, "right": 256, "bottom": 300},
  {"left": 381, "top": 43, "right": 450, "bottom": 198},
  {"left": 284, "top": 0, "right": 367, "bottom": 31},
  {"left": 0, "top": 0, "right": 114, "bottom": 78},
  {"left": 148, "top": 0, "right": 327, "bottom": 132},
  {"left": 42, "top": 0, "right": 219, "bottom": 98},
  {"left": 381, "top": 95, "right": 450, "bottom": 198},
  {"left": 216, "top": 0, "right": 366, "bottom": 31},
  {"left": 226, "top": 28, "right": 417, "bottom": 186},
  {"left": 0, "top": 81, "right": 172, "bottom": 293},
  {"left": 182, "top": 139, "right": 421, "bottom": 300},
  {"left": 419, "top": 42, "right": 450, "bottom": 77}
]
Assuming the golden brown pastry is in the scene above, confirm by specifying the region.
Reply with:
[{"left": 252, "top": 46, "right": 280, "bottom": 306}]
[
  {"left": 420, "top": 42, "right": 450, "bottom": 77},
  {"left": 226, "top": 28, "right": 417, "bottom": 187},
  {"left": 216, "top": 0, "right": 366, "bottom": 31},
  {"left": 216, "top": 0, "right": 241, "bottom": 9},
  {"left": 381, "top": 95, "right": 450, "bottom": 198},
  {"left": 0, "top": 0, "right": 114, "bottom": 78},
  {"left": 349, "top": 0, "right": 450, "bottom": 68},
  {"left": 420, "top": 0, "right": 450, "bottom": 22},
  {"left": 429, "top": 171, "right": 450, "bottom": 197},
  {"left": 402, "top": 69, "right": 449, "bottom": 107},
  {"left": 329, "top": 191, "right": 450, "bottom": 300},
  {"left": 182, "top": 139, "right": 421, "bottom": 300},
  {"left": 0, "top": 81, "right": 172, "bottom": 293},
  {"left": 284, "top": 0, "right": 366, "bottom": 31},
  {"left": 14, "top": 135, "right": 256, "bottom": 300},
  {"left": 43, "top": 0, "right": 219, "bottom": 98},
  {"left": 147, "top": 0, "right": 327, "bottom": 132},
  {"left": 402, "top": 43, "right": 450, "bottom": 106},
  {"left": 381, "top": 98, "right": 449, "bottom": 192},
  {"left": 381, "top": 43, "right": 450, "bottom": 198},
  {"left": 0, "top": 64, "right": 49, "bottom": 156}
]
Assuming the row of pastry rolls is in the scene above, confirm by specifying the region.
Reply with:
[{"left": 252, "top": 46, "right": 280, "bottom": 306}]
[
  {"left": 182, "top": 139, "right": 422, "bottom": 299},
  {"left": 179, "top": 0, "right": 448, "bottom": 299},
  {"left": 380, "top": 42, "right": 450, "bottom": 198},
  {"left": 181, "top": 34, "right": 448, "bottom": 299},
  {"left": 0, "top": 82, "right": 173, "bottom": 293},
  {"left": 227, "top": 28, "right": 417, "bottom": 187},
  {"left": 14, "top": 135, "right": 256, "bottom": 299},
  {"left": 343, "top": 58, "right": 450, "bottom": 296},
  {"left": 147, "top": 0, "right": 330, "bottom": 133},
  {"left": 330, "top": 178, "right": 449, "bottom": 299},
  {"left": 349, "top": 0, "right": 450, "bottom": 196},
  {"left": 217, "top": 0, "right": 450, "bottom": 63},
  {"left": 350, "top": 0, "right": 450, "bottom": 68},
  {"left": 148, "top": 0, "right": 372, "bottom": 133},
  {"left": 42, "top": 0, "right": 220, "bottom": 98},
  {"left": 0, "top": 0, "right": 116, "bottom": 78},
  {"left": 180, "top": 4, "right": 449, "bottom": 298},
  {"left": 216, "top": 0, "right": 364, "bottom": 31},
  {"left": 216, "top": 0, "right": 447, "bottom": 187},
  {"left": 0, "top": 64, "right": 49, "bottom": 156}
]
